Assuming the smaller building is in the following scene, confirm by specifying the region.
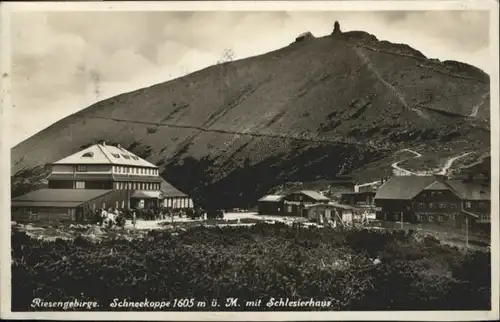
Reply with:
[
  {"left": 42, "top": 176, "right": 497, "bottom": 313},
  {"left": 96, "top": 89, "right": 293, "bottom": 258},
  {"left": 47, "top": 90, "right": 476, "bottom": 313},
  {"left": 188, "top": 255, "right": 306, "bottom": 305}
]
[
  {"left": 161, "top": 179, "right": 194, "bottom": 210},
  {"left": 282, "top": 190, "right": 330, "bottom": 216},
  {"left": 305, "top": 202, "right": 354, "bottom": 226},
  {"left": 340, "top": 191, "right": 376, "bottom": 207},
  {"left": 11, "top": 189, "right": 121, "bottom": 223},
  {"left": 258, "top": 195, "right": 284, "bottom": 215}
]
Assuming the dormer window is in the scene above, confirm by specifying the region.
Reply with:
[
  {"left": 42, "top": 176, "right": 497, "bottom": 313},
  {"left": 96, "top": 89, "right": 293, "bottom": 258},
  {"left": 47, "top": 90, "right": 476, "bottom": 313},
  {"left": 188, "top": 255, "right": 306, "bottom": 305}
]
[
  {"left": 111, "top": 153, "right": 120, "bottom": 158},
  {"left": 82, "top": 152, "right": 93, "bottom": 158},
  {"left": 122, "top": 154, "right": 131, "bottom": 159},
  {"left": 131, "top": 156, "right": 139, "bottom": 160}
]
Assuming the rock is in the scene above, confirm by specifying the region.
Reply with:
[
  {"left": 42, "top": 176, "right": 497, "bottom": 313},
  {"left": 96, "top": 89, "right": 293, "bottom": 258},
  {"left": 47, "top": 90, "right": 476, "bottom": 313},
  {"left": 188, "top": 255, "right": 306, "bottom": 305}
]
[{"left": 333, "top": 21, "right": 341, "bottom": 34}]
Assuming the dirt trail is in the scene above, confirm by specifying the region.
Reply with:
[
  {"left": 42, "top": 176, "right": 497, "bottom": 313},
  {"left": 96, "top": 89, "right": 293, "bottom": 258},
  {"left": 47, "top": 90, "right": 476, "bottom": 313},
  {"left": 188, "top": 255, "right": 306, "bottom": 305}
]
[
  {"left": 469, "top": 92, "right": 490, "bottom": 117},
  {"left": 391, "top": 150, "right": 471, "bottom": 177},
  {"left": 353, "top": 47, "right": 429, "bottom": 120}
]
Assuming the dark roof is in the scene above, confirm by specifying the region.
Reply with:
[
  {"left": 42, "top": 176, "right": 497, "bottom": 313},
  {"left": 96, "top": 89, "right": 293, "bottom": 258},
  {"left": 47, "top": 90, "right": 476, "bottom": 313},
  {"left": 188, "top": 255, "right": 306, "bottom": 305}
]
[
  {"left": 12, "top": 201, "right": 86, "bottom": 208},
  {"left": 161, "top": 179, "right": 188, "bottom": 197},
  {"left": 446, "top": 180, "right": 490, "bottom": 201},
  {"left": 424, "top": 181, "right": 451, "bottom": 191},
  {"left": 12, "top": 189, "right": 112, "bottom": 207},
  {"left": 299, "top": 190, "right": 330, "bottom": 201},
  {"left": 375, "top": 176, "right": 437, "bottom": 200}
]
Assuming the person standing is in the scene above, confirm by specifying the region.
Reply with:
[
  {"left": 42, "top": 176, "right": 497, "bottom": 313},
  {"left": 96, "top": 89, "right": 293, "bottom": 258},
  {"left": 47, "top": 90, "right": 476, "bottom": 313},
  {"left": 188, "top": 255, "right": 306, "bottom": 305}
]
[{"left": 132, "top": 211, "right": 137, "bottom": 228}]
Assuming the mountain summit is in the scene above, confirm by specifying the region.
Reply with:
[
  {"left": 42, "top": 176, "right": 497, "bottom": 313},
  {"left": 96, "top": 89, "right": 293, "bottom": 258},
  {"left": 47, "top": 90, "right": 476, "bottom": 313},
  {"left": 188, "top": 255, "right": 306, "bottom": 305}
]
[{"left": 11, "top": 25, "right": 490, "bottom": 208}]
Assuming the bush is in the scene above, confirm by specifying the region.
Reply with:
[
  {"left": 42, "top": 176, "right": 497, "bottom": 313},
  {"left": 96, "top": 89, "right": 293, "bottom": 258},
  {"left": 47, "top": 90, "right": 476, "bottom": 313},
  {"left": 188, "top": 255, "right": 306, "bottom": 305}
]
[{"left": 11, "top": 224, "right": 490, "bottom": 311}]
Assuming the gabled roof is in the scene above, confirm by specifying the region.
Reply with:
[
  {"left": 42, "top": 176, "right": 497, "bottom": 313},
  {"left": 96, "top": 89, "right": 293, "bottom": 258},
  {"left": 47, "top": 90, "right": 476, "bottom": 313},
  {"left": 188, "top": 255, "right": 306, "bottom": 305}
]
[
  {"left": 375, "top": 176, "right": 437, "bottom": 200},
  {"left": 300, "top": 190, "right": 330, "bottom": 201},
  {"left": 423, "top": 181, "right": 451, "bottom": 191},
  {"left": 53, "top": 144, "right": 157, "bottom": 168},
  {"left": 161, "top": 179, "right": 188, "bottom": 197},
  {"left": 258, "top": 195, "right": 284, "bottom": 202},
  {"left": 446, "top": 180, "right": 491, "bottom": 201},
  {"left": 12, "top": 189, "right": 112, "bottom": 207}
]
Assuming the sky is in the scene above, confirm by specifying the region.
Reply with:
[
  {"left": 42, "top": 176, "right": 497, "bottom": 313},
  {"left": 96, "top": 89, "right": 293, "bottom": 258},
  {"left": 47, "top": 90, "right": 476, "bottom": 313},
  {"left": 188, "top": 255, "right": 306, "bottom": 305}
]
[{"left": 8, "top": 10, "right": 492, "bottom": 147}]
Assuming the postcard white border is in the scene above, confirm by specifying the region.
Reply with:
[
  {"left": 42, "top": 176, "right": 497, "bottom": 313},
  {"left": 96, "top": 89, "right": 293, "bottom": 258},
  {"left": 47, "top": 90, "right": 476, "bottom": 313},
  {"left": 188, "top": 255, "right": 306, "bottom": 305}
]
[{"left": 1, "top": 1, "right": 498, "bottom": 321}]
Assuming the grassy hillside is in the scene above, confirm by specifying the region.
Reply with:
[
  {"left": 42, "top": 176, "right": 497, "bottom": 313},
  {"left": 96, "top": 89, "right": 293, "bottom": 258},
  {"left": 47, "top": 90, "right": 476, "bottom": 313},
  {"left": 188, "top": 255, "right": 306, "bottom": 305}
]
[{"left": 11, "top": 30, "right": 490, "bottom": 208}]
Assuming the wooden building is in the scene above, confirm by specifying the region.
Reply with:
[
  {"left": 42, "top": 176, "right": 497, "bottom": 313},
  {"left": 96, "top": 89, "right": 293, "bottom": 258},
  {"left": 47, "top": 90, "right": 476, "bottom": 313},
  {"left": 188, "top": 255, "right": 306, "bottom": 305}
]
[
  {"left": 282, "top": 190, "right": 330, "bottom": 216},
  {"left": 257, "top": 195, "right": 284, "bottom": 215},
  {"left": 374, "top": 176, "right": 437, "bottom": 222},
  {"left": 11, "top": 189, "right": 124, "bottom": 223},
  {"left": 304, "top": 202, "right": 354, "bottom": 225},
  {"left": 375, "top": 175, "right": 491, "bottom": 231}
]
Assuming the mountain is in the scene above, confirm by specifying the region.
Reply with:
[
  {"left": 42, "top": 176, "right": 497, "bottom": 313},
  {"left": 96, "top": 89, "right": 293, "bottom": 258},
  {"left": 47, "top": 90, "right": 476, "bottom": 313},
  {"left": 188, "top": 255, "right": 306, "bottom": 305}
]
[{"left": 11, "top": 27, "right": 491, "bottom": 208}]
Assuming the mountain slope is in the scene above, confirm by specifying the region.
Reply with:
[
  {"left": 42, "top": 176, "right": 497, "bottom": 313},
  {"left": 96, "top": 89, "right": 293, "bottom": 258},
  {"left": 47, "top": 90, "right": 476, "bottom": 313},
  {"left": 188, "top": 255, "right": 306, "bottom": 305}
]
[{"left": 11, "top": 29, "right": 491, "bottom": 208}]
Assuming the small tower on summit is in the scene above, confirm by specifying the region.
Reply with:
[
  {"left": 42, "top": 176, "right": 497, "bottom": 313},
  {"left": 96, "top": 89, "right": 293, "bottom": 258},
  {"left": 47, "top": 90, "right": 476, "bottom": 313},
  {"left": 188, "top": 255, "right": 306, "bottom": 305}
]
[{"left": 333, "top": 21, "right": 342, "bottom": 35}]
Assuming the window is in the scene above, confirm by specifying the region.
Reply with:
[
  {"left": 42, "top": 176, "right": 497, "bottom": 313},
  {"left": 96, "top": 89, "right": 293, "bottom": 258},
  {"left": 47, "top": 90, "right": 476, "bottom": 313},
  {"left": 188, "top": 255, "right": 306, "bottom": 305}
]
[
  {"left": 76, "top": 165, "right": 87, "bottom": 172},
  {"left": 417, "top": 214, "right": 425, "bottom": 221},
  {"left": 438, "top": 215, "right": 445, "bottom": 222},
  {"left": 111, "top": 153, "right": 120, "bottom": 158},
  {"left": 121, "top": 154, "right": 131, "bottom": 159},
  {"left": 102, "top": 202, "right": 106, "bottom": 209},
  {"left": 115, "top": 201, "right": 119, "bottom": 208},
  {"left": 75, "top": 181, "right": 85, "bottom": 189},
  {"left": 478, "top": 202, "right": 488, "bottom": 209},
  {"left": 450, "top": 204, "right": 457, "bottom": 208},
  {"left": 428, "top": 215, "right": 434, "bottom": 222},
  {"left": 428, "top": 203, "right": 434, "bottom": 209},
  {"left": 131, "top": 156, "right": 139, "bottom": 160},
  {"left": 148, "top": 183, "right": 152, "bottom": 190},
  {"left": 465, "top": 201, "right": 472, "bottom": 208},
  {"left": 287, "top": 205, "right": 292, "bottom": 213},
  {"left": 82, "top": 152, "right": 94, "bottom": 158},
  {"left": 128, "top": 182, "right": 132, "bottom": 189},
  {"left": 480, "top": 214, "right": 490, "bottom": 221},
  {"left": 438, "top": 203, "right": 446, "bottom": 209},
  {"left": 121, "top": 201, "right": 125, "bottom": 209}
]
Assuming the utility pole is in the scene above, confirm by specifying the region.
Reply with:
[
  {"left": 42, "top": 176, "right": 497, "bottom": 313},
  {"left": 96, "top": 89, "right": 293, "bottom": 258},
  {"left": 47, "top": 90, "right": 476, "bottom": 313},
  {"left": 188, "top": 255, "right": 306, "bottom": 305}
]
[
  {"left": 465, "top": 216, "right": 469, "bottom": 248},
  {"left": 401, "top": 211, "right": 404, "bottom": 230}
]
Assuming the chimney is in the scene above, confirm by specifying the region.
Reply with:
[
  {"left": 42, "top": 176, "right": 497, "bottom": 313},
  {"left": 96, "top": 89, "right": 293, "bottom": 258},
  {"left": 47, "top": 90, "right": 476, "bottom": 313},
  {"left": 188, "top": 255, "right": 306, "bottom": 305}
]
[
  {"left": 117, "top": 144, "right": 121, "bottom": 149},
  {"left": 102, "top": 141, "right": 106, "bottom": 146}
]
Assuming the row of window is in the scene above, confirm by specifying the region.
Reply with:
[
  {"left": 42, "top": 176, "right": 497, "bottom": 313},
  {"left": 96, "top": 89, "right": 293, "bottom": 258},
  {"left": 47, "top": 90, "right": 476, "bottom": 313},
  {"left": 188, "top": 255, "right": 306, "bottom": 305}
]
[
  {"left": 165, "top": 198, "right": 194, "bottom": 209},
  {"left": 414, "top": 202, "right": 489, "bottom": 209},
  {"left": 479, "top": 214, "right": 491, "bottom": 221},
  {"left": 415, "top": 202, "right": 458, "bottom": 209},
  {"left": 115, "top": 182, "right": 160, "bottom": 191},
  {"left": 416, "top": 214, "right": 451, "bottom": 222},
  {"left": 74, "top": 181, "right": 160, "bottom": 190},
  {"left": 74, "top": 164, "right": 159, "bottom": 176},
  {"left": 113, "top": 166, "right": 158, "bottom": 176}
]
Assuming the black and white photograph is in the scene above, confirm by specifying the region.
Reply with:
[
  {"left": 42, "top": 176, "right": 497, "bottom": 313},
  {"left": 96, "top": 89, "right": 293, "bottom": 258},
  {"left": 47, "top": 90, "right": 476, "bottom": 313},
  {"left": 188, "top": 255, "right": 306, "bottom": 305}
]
[{"left": 1, "top": 0, "right": 498, "bottom": 320}]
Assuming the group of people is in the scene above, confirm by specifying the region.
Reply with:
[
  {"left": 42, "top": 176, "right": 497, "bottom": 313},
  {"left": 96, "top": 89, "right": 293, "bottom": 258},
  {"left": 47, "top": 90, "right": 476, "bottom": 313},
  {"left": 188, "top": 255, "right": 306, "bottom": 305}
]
[{"left": 87, "top": 206, "right": 224, "bottom": 228}]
